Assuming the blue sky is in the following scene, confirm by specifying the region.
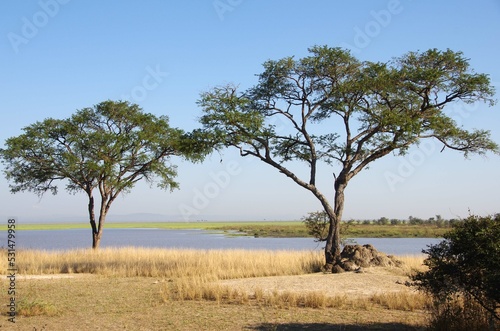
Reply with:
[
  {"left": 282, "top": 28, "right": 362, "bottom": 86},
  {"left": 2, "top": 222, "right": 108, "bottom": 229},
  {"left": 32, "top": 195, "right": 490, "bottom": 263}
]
[{"left": 1, "top": 0, "right": 499, "bottom": 223}]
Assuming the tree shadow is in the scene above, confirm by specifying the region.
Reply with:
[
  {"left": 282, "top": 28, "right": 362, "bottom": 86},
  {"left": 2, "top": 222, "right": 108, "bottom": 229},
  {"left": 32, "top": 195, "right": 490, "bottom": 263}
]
[{"left": 246, "top": 322, "right": 424, "bottom": 331}]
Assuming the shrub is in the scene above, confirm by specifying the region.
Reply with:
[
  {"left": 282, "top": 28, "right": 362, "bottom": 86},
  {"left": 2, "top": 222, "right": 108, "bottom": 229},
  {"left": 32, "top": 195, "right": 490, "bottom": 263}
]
[
  {"left": 302, "top": 211, "right": 350, "bottom": 243},
  {"left": 411, "top": 214, "right": 500, "bottom": 330},
  {"left": 425, "top": 294, "right": 491, "bottom": 331},
  {"left": 302, "top": 211, "right": 330, "bottom": 241}
]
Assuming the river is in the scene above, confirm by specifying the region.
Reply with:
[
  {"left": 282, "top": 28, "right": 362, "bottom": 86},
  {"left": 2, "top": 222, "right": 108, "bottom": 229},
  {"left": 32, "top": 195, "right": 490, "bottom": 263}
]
[{"left": 7, "top": 228, "right": 441, "bottom": 255}]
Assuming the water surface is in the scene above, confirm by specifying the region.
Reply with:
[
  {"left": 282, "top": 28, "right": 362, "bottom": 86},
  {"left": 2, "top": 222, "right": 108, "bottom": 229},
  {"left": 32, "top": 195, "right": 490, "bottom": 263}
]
[{"left": 6, "top": 228, "right": 440, "bottom": 255}]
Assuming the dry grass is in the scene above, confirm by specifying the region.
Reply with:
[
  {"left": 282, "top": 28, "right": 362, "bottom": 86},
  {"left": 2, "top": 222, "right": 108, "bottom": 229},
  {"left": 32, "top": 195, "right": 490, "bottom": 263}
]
[
  {"left": 1, "top": 248, "right": 425, "bottom": 278},
  {"left": 0, "top": 276, "right": 427, "bottom": 330},
  {"left": 0, "top": 249, "right": 429, "bottom": 330},
  {"left": 156, "top": 254, "right": 429, "bottom": 311},
  {"left": 17, "top": 298, "right": 59, "bottom": 317},
  {"left": 160, "top": 275, "right": 430, "bottom": 311},
  {"left": 370, "top": 291, "right": 430, "bottom": 311},
  {"left": 395, "top": 254, "right": 427, "bottom": 275},
  {"left": 1, "top": 247, "right": 323, "bottom": 279}
]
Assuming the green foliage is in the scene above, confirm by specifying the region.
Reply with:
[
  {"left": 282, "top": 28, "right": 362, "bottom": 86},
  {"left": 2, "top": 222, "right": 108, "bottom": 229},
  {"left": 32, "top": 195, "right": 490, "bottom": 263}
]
[
  {"left": 0, "top": 100, "right": 205, "bottom": 196},
  {"left": 0, "top": 100, "right": 209, "bottom": 248},
  {"left": 302, "top": 211, "right": 351, "bottom": 243},
  {"left": 199, "top": 46, "right": 498, "bottom": 172},
  {"left": 412, "top": 214, "right": 500, "bottom": 326},
  {"left": 302, "top": 211, "right": 330, "bottom": 241},
  {"left": 377, "top": 217, "right": 389, "bottom": 225},
  {"left": 197, "top": 45, "right": 498, "bottom": 264}
]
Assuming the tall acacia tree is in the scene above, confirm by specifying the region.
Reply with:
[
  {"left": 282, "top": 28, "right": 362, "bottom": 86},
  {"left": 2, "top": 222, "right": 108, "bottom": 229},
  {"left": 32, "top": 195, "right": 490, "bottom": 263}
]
[
  {"left": 197, "top": 47, "right": 498, "bottom": 270},
  {"left": 0, "top": 100, "right": 207, "bottom": 249}
]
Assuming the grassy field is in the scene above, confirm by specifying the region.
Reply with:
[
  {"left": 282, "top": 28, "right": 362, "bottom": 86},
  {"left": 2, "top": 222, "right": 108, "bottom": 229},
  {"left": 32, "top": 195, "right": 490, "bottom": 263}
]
[
  {"left": 1, "top": 247, "right": 324, "bottom": 277},
  {"left": 0, "top": 248, "right": 429, "bottom": 330},
  {"left": 0, "top": 277, "right": 428, "bottom": 330},
  {"left": 15, "top": 220, "right": 449, "bottom": 238}
]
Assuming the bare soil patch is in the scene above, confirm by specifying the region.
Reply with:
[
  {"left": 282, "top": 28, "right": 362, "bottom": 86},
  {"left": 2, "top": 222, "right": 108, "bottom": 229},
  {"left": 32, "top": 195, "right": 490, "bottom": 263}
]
[{"left": 218, "top": 267, "right": 410, "bottom": 297}]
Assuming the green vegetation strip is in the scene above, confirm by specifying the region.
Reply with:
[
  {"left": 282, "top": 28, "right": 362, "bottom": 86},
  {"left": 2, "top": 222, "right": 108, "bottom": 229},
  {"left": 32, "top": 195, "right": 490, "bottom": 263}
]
[{"left": 14, "top": 221, "right": 448, "bottom": 238}]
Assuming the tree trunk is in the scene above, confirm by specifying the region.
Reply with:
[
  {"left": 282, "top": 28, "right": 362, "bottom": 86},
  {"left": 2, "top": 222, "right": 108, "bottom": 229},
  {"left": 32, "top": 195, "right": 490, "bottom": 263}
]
[
  {"left": 92, "top": 228, "right": 103, "bottom": 249},
  {"left": 324, "top": 176, "right": 347, "bottom": 271},
  {"left": 309, "top": 187, "right": 340, "bottom": 268},
  {"left": 322, "top": 206, "right": 338, "bottom": 267},
  {"left": 87, "top": 191, "right": 108, "bottom": 249},
  {"left": 92, "top": 202, "right": 110, "bottom": 249},
  {"left": 91, "top": 211, "right": 107, "bottom": 249},
  {"left": 87, "top": 192, "right": 100, "bottom": 249}
]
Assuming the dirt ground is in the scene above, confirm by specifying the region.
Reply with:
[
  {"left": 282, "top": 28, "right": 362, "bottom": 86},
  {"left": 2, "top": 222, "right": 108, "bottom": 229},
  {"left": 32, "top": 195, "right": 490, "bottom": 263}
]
[
  {"left": 218, "top": 267, "right": 411, "bottom": 297},
  {"left": 1, "top": 269, "right": 426, "bottom": 331}
]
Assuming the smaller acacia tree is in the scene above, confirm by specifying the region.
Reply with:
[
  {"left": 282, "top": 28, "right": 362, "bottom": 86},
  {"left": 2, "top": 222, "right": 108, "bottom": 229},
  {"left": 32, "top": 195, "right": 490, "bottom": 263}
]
[
  {"left": 302, "top": 211, "right": 330, "bottom": 241},
  {"left": 302, "top": 211, "right": 350, "bottom": 244},
  {"left": 412, "top": 214, "right": 500, "bottom": 330},
  {"left": 0, "top": 100, "right": 207, "bottom": 249}
]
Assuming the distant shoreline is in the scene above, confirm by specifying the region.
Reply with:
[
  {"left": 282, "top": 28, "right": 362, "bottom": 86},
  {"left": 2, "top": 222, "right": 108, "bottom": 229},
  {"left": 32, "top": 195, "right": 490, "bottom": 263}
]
[{"left": 7, "top": 221, "right": 449, "bottom": 238}]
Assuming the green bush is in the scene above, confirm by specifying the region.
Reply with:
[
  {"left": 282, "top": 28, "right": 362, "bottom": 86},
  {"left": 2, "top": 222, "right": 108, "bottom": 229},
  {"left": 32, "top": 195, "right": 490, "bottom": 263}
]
[
  {"left": 302, "top": 211, "right": 350, "bottom": 244},
  {"left": 302, "top": 211, "right": 330, "bottom": 241},
  {"left": 412, "top": 214, "right": 500, "bottom": 330}
]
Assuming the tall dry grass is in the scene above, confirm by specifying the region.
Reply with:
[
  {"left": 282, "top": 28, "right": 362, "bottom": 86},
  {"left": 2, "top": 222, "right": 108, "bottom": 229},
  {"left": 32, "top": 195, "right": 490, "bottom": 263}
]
[
  {"left": 160, "top": 278, "right": 431, "bottom": 311},
  {"left": 155, "top": 253, "right": 429, "bottom": 311},
  {"left": 0, "top": 248, "right": 430, "bottom": 311},
  {"left": 1, "top": 248, "right": 425, "bottom": 278},
  {"left": 396, "top": 254, "right": 426, "bottom": 270},
  {"left": 1, "top": 247, "right": 323, "bottom": 279}
]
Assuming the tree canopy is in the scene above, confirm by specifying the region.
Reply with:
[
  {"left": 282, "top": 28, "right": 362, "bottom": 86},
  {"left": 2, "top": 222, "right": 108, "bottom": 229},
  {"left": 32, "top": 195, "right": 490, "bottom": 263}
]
[
  {"left": 197, "top": 46, "right": 498, "bottom": 269},
  {"left": 0, "top": 100, "right": 208, "bottom": 248}
]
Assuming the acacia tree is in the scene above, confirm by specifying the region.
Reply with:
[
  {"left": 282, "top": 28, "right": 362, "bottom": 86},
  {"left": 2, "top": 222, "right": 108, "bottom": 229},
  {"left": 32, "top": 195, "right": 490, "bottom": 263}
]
[
  {"left": 0, "top": 100, "right": 206, "bottom": 249},
  {"left": 197, "top": 46, "right": 498, "bottom": 270}
]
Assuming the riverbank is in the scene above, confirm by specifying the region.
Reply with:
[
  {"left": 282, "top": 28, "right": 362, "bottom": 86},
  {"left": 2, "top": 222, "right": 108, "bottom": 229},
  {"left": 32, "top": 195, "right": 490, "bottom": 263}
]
[{"left": 15, "top": 221, "right": 449, "bottom": 238}]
